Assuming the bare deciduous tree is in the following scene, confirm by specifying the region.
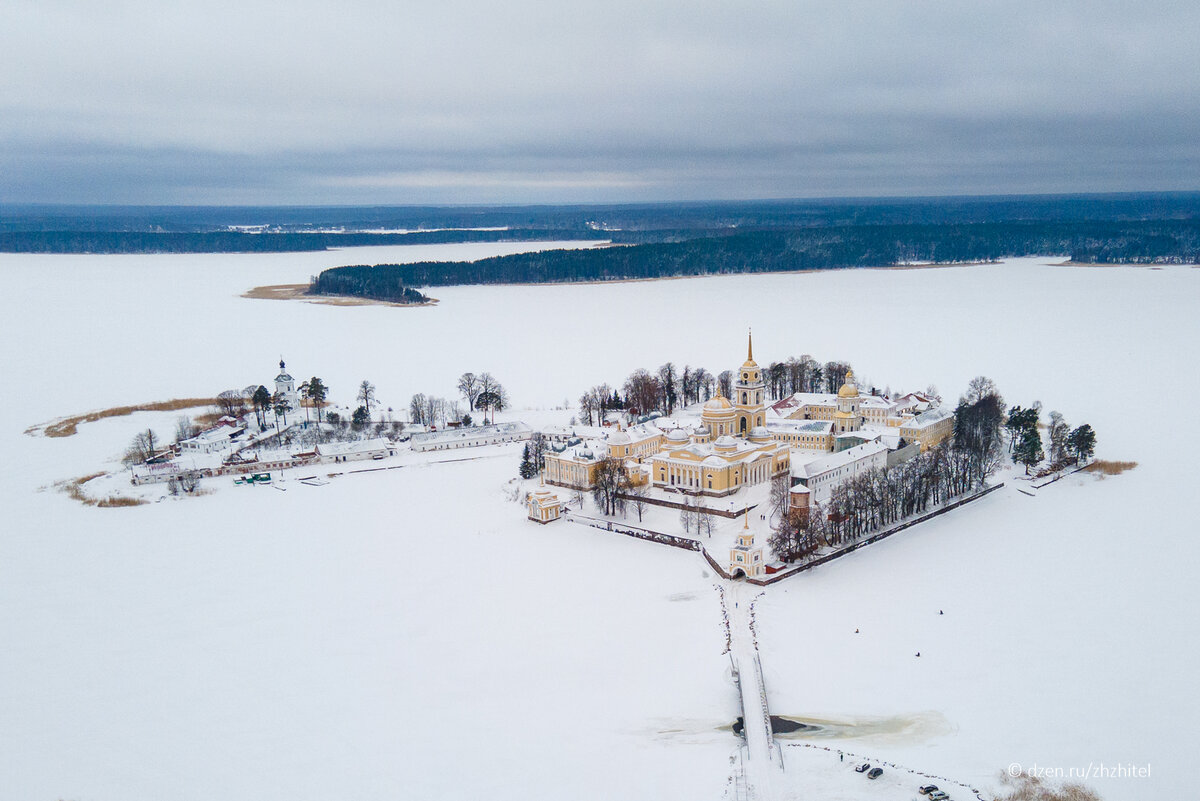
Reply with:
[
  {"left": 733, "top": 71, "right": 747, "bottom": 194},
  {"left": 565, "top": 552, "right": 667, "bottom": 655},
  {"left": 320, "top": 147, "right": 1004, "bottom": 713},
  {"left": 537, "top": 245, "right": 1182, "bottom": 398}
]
[
  {"left": 122, "top": 428, "right": 159, "bottom": 465},
  {"left": 217, "top": 389, "right": 246, "bottom": 417},
  {"left": 769, "top": 473, "right": 791, "bottom": 524},
  {"left": 678, "top": 496, "right": 698, "bottom": 534},
  {"left": 591, "top": 457, "right": 627, "bottom": 516},
  {"left": 457, "top": 372, "right": 481, "bottom": 411},
  {"left": 717, "top": 370, "right": 733, "bottom": 399},
  {"left": 409, "top": 393, "right": 428, "bottom": 425},
  {"left": 627, "top": 484, "right": 650, "bottom": 522},
  {"left": 173, "top": 416, "right": 198, "bottom": 444}
]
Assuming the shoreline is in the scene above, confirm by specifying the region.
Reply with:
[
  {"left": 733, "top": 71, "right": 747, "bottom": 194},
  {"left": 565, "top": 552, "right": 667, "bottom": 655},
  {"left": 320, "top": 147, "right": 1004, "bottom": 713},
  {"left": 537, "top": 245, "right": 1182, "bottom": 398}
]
[
  {"left": 241, "top": 284, "right": 440, "bottom": 307},
  {"left": 244, "top": 261, "right": 995, "bottom": 303},
  {"left": 484, "top": 260, "right": 996, "bottom": 288},
  {"left": 1056, "top": 259, "right": 1196, "bottom": 268}
]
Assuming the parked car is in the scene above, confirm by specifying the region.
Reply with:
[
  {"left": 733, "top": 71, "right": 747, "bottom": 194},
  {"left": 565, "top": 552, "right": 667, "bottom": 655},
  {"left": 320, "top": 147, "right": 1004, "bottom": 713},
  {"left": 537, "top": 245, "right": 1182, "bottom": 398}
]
[
  {"left": 855, "top": 763, "right": 871, "bottom": 773},
  {"left": 928, "top": 792, "right": 950, "bottom": 801},
  {"left": 919, "top": 787, "right": 939, "bottom": 796},
  {"left": 868, "top": 767, "right": 883, "bottom": 779}
]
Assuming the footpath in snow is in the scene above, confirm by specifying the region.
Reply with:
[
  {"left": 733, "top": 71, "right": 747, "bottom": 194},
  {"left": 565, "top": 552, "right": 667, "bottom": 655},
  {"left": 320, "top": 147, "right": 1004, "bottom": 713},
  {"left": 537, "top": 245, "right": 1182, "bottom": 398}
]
[{"left": 724, "top": 580, "right": 782, "bottom": 799}]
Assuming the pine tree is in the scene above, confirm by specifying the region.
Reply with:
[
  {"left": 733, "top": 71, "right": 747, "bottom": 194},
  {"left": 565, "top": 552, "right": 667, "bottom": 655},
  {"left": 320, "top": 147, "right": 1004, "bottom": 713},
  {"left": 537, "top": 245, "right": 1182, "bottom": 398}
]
[
  {"left": 357, "top": 380, "right": 377, "bottom": 418},
  {"left": 1014, "top": 427, "right": 1044, "bottom": 475},
  {"left": 518, "top": 443, "right": 537, "bottom": 479},
  {"left": 252, "top": 385, "right": 272, "bottom": 427},
  {"left": 304, "top": 377, "right": 328, "bottom": 424},
  {"left": 1068, "top": 424, "right": 1097, "bottom": 462}
]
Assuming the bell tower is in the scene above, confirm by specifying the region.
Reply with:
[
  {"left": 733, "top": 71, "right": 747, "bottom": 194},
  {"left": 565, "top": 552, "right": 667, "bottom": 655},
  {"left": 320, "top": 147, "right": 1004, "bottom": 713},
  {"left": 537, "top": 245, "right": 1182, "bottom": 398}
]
[
  {"left": 834, "top": 370, "right": 862, "bottom": 434},
  {"left": 734, "top": 329, "right": 766, "bottom": 435}
]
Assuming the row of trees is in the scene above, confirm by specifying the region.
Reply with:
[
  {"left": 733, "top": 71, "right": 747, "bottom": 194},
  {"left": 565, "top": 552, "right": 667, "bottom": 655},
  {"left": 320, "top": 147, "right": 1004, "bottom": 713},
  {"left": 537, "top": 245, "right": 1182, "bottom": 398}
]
[
  {"left": 762, "top": 358, "right": 853, "bottom": 397},
  {"left": 1007, "top": 404, "right": 1096, "bottom": 474},
  {"left": 770, "top": 377, "right": 1100, "bottom": 562},
  {"left": 410, "top": 382, "right": 506, "bottom": 429},
  {"left": 772, "top": 376, "right": 1006, "bottom": 560},
  {"left": 577, "top": 355, "right": 862, "bottom": 424},
  {"left": 454, "top": 372, "right": 508, "bottom": 423},
  {"left": 769, "top": 427, "right": 1001, "bottom": 563},
  {"left": 217, "top": 376, "right": 333, "bottom": 429}
]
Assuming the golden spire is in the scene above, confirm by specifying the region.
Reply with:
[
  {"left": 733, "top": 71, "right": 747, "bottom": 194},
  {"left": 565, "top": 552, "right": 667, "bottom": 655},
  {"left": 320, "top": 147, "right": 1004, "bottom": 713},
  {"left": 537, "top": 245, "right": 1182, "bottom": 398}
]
[
  {"left": 747, "top": 329, "right": 753, "bottom": 362},
  {"left": 744, "top": 507, "right": 750, "bottom": 529}
]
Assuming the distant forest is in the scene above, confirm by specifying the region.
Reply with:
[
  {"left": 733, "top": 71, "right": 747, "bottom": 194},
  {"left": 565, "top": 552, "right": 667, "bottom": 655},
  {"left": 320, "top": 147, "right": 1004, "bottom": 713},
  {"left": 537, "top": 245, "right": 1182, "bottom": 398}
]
[
  {"left": 6, "top": 192, "right": 1200, "bottom": 255},
  {"left": 308, "top": 219, "right": 1200, "bottom": 300},
  {"left": 0, "top": 228, "right": 600, "bottom": 254}
]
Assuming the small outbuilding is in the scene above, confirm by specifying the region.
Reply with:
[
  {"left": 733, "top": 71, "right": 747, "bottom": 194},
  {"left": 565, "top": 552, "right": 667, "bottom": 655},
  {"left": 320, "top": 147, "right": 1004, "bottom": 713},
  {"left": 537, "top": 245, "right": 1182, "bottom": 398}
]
[{"left": 526, "top": 486, "right": 563, "bottom": 524}]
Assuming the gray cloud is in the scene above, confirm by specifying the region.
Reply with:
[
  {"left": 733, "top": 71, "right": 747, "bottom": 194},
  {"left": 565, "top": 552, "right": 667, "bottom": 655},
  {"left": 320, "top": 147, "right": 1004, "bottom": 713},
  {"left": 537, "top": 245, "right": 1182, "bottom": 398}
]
[{"left": 4, "top": 0, "right": 1200, "bottom": 203}]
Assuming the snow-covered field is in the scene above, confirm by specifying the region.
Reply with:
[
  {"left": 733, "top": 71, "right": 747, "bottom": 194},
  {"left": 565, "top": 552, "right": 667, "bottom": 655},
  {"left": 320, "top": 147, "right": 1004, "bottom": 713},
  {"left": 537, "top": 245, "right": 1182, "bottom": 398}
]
[{"left": 1, "top": 245, "right": 1196, "bottom": 800}]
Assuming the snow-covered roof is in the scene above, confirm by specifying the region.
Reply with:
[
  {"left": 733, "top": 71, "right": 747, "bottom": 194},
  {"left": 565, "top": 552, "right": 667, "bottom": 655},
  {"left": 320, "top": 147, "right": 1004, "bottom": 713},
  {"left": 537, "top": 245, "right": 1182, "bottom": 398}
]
[
  {"left": 409, "top": 421, "right": 531, "bottom": 445},
  {"left": 770, "top": 392, "right": 842, "bottom": 418},
  {"left": 902, "top": 406, "right": 954, "bottom": 429},
  {"left": 131, "top": 452, "right": 225, "bottom": 478},
  {"left": 605, "top": 423, "right": 661, "bottom": 447},
  {"left": 895, "top": 392, "right": 935, "bottom": 410},
  {"left": 315, "top": 438, "right": 393, "bottom": 456},
  {"left": 767, "top": 419, "right": 833, "bottom": 434},
  {"left": 656, "top": 434, "right": 782, "bottom": 467},
  {"left": 606, "top": 430, "right": 631, "bottom": 445},
  {"left": 859, "top": 395, "right": 898, "bottom": 410},
  {"left": 551, "top": 442, "right": 603, "bottom": 463},
  {"left": 792, "top": 441, "right": 889, "bottom": 479},
  {"left": 184, "top": 426, "right": 236, "bottom": 445},
  {"left": 835, "top": 430, "right": 881, "bottom": 445}
]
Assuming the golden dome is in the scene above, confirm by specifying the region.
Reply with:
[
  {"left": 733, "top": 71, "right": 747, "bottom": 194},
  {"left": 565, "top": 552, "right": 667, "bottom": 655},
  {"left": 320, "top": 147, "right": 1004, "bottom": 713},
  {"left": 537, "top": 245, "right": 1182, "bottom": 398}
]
[
  {"left": 837, "top": 371, "right": 859, "bottom": 399},
  {"left": 704, "top": 395, "right": 733, "bottom": 411}
]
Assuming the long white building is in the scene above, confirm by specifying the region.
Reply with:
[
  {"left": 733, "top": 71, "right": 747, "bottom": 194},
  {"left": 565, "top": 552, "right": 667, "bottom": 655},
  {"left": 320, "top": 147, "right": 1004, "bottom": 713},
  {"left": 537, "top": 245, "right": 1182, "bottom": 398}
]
[
  {"left": 409, "top": 421, "right": 532, "bottom": 452},
  {"left": 791, "top": 441, "right": 889, "bottom": 506}
]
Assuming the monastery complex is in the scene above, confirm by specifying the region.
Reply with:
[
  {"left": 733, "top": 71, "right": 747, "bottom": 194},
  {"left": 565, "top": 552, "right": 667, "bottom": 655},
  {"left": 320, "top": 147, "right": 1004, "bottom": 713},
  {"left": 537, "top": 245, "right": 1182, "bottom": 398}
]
[{"left": 542, "top": 333, "right": 956, "bottom": 513}]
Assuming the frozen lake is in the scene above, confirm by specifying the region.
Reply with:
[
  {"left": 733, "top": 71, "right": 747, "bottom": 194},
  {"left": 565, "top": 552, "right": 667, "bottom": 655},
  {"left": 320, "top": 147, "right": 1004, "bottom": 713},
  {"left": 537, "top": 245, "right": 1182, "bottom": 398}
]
[{"left": 1, "top": 243, "right": 1196, "bottom": 800}]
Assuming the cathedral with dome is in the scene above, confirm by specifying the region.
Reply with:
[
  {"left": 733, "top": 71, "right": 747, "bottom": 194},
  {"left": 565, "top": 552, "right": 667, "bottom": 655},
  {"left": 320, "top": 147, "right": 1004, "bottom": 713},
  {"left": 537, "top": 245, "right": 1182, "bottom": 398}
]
[
  {"left": 542, "top": 330, "right": 953, "bottom": 501},
  {"left": 647, "top": 333, "right": 791, "bottom": 497}
]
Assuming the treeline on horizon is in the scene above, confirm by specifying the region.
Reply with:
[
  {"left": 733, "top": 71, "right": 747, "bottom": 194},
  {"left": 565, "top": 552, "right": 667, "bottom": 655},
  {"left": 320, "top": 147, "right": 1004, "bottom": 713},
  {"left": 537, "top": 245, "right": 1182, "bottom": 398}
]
[
  {"left": 6, "top": 192, "right": 1200, "bottom": 253},
  {"left": 0, "top": 228, "right": 604, "bottom": 254},
  {"left": 308, "top": 219, "right": 1200, "bottom": 300}
]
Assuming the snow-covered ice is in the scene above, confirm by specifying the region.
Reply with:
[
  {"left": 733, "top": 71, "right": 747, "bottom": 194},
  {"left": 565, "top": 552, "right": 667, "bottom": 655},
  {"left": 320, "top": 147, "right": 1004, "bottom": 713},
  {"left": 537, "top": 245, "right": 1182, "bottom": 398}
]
[{"left": 1, "top": 246, "right": 1196, "bottom": 800}]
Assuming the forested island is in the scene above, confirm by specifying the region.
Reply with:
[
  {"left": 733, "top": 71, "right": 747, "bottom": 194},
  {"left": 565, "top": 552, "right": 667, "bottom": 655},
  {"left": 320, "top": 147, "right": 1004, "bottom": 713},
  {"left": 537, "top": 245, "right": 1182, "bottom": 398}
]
[{"left": 308, "top": 218, "right": 1200, "bottom": 300}]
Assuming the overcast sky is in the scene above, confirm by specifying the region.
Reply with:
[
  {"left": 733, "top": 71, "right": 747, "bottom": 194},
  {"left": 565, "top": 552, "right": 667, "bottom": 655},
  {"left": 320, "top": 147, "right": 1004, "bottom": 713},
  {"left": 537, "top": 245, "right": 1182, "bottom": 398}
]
[{"left": 3, "top": 0, "right": 1199, "bottom": 204}]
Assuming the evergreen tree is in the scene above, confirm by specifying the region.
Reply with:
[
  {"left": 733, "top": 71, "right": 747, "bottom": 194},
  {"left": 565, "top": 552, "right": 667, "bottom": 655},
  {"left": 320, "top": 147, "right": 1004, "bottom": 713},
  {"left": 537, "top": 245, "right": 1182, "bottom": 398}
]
[
  {"left": 1014, "top": 427, "right": 1045, "bottom": 474},
  {"left": 351, "top": 405, "right": 370, "bottom": 429},
  {"left": 518, "top": 443, "right": 537, "bottom": 479},
  {"left": 304, "top": 377, "right": 328, "bottom": 424},
  {"left": 1068, "top": 424, "right": 1097, "bottom": 462},
  {"left": 272, "top": 392, "right": 292, "bottom": 427},
  {"left": 252, "top": 385, "right": 272, "bottom": 427},
  {"left": 1005, "top": 406, "right": 1038, "bottom": 451}
]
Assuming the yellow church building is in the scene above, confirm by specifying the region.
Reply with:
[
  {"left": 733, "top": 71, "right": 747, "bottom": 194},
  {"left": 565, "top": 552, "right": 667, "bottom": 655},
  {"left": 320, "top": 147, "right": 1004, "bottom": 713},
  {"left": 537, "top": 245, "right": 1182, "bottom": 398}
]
[
  {"left": 543, "top": 330, "right": 952, "bottom": 497},
  {"left": 648, "top": 334, "right": 790, "bottom": 497}
]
